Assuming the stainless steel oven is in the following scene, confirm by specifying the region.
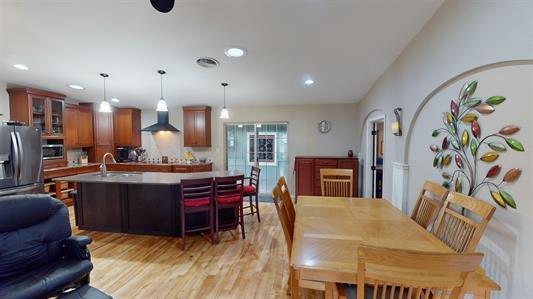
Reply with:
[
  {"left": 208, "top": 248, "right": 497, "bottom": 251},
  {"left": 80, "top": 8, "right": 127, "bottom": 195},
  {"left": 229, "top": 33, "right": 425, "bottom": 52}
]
[{"left": 42, "top": 144, "right": 64, "bottom": 160}]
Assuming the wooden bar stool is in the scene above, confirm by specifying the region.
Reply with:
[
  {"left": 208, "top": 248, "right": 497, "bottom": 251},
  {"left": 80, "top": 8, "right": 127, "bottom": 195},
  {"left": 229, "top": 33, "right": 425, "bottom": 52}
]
[
  {"left": 242, "top": 166, "right": 261, "bottom": 222},
  {"left": 214, "top": 175, "right": 245, "bottom": 242},
  {"left": 179, "top": 177, "right": 215, "bottom": 250}
]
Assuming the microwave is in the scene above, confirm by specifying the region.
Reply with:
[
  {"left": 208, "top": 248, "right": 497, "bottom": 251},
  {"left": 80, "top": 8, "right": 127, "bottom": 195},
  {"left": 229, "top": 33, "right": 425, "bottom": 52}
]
[{"left": 42, "top": 144, "right": 64, "bottom": 160}]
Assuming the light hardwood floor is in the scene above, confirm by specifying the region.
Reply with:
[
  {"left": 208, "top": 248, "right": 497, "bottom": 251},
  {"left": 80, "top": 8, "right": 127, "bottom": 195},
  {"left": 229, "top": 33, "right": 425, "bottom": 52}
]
[{"left": 70, "top": 203, "right": 321, "bottom": 298}]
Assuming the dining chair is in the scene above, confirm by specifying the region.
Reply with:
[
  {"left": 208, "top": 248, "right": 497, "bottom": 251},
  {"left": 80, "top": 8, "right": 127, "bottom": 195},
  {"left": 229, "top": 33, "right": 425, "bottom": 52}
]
[
  {"left": 242, "top": 166, "right": 261, "bottom": 222},
  {"left": 432, "top": 192, "right": 496, "bottom": 253},
  {"left": 320, "top": 168, "right": 353, "bottom": 197},
  {"left": 410, "top": 181, "right": 449, "bottom": 229},
  {"left": 276, "top": 176, "right": 296, "bottom": 224},
  {"left": 336, "top": 244, "right": 484, "bottom": 299},
  {"left": 272, "top": 183, "right": 325, "bottom": 296},
  {"left": 179, "top": 177, "right": 215, "bottom": 250},
  {"left": 214, "top": 175, "right": 245, "bottom": 242}
]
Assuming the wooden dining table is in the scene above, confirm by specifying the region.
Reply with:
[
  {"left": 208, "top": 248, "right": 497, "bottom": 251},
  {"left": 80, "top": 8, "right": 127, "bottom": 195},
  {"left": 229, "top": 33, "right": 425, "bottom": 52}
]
[{"left": 290, "top": 196, "right": 501, "bottom": 299}]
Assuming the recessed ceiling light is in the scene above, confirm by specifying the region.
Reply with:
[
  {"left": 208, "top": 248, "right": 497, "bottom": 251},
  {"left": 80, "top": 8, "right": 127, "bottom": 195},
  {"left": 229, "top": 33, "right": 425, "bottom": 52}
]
[
  {"left": 304, "top": 79, "right": 315, "bottom": 85},
  {"left": 224, "top": 47, "right": 246, "bottom": 58},
  {"left": 111, "top": 98, "right": 120, "bottom": 103},
  {"left": 67, "top": 84, "right": 85, "bottom": 90},
  {"left": 13, "top": 64, "right": 29, "bottom": 71}
]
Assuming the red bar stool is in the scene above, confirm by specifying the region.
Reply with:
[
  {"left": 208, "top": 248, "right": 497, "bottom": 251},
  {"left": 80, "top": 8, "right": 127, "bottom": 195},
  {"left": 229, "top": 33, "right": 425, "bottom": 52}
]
[
  {"left": 179, "top": 177, "right": 215, "bottom": 250},
  {"left": 243, "top": 166, "right": 261, "bottom": 222},
  {"left": 214, "top": 175, "right": 245, "bottom": 242}
]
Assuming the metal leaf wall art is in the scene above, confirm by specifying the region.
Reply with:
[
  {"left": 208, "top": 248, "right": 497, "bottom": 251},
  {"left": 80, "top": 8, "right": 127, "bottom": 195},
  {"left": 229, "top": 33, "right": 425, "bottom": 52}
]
[{"left": 430, "top": 81, "right": 524, "bottom": 209}]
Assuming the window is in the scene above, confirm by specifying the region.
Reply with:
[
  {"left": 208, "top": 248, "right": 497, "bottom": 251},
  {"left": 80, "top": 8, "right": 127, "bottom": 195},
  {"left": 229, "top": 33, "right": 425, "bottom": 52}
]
[{"left": 248, "top": 133, "right": 277, "bottom": 165}]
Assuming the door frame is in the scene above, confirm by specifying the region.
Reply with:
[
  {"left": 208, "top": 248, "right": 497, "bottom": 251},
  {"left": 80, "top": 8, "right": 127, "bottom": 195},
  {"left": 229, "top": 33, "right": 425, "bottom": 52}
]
[{"left": 364, "top": 114, "right": 386, "bottom": 198}]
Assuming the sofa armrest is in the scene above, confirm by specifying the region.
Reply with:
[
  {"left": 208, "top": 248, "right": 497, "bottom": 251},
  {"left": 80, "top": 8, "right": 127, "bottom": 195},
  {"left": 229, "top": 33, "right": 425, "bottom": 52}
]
[{"left": 63, "top": 235, "right": 92, "bottom": 260}]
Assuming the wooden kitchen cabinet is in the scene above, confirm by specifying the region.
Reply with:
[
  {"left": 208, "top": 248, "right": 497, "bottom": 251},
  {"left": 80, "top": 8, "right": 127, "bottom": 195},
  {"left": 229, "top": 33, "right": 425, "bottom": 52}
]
[
  {"left": 114, "top": 108, "right": 141, "bottom": 147},
  {"left": 8, "top": 87, "right": 66, "bottom": 138},
  {"left": 64, "top": 104, "right": 94, "bottom": 148},
  {"left": 294, "top": 156, "right": 359, "bottom": 197},
  {"left": 81, "top": 103, "right": 114, "bottom": 162},
  {"left": 183, "top": 106, "right": 211, "bottom": 147}
]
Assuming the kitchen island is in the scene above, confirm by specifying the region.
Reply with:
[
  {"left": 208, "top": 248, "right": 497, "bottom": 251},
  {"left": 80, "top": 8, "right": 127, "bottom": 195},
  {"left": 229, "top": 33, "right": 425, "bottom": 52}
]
[{"left": 55, "top": 170, "right": 242, "bottom": 236}]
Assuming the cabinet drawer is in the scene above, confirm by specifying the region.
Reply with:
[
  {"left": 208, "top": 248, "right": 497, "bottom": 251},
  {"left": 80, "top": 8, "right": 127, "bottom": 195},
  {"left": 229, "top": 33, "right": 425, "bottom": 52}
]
[
  {"left": 315, "top": 159, "right": 338, "bottom": 166},
  {"left": 173, "top": 166, "right": 190, "bottom": 173}
]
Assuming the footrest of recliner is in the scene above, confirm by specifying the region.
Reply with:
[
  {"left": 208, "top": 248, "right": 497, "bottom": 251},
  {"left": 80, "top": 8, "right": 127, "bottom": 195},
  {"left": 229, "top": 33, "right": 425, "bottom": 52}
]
[{"left": 59, "top": 285, "right": 112, "bottom": 299}]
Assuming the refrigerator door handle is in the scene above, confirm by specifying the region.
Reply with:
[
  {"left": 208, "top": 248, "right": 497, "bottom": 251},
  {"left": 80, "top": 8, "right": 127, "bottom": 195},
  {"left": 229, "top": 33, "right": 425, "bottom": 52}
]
[
  {"left": 10, "top": 132, "right": 20, "bottom": 183},
  {"left": 15, "top": 132, "right": 24, "bottom": 181}
]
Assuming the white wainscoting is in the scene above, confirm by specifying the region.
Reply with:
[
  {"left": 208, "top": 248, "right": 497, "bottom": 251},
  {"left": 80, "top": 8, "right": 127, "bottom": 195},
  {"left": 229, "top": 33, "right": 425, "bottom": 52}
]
[{"left": 391, "top": 162, "right": 409, "bottom": 213}]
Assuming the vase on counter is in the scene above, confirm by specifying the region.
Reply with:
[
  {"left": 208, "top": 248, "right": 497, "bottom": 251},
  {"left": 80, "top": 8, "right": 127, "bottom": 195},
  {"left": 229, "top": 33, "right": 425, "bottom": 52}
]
[{"left": 348, "top": 150, "right": 353, "bottom": 158}]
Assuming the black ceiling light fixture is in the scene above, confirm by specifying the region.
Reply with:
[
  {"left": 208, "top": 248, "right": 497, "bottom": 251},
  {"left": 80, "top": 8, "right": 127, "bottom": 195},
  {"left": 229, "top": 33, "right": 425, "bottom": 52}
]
[{"left": 150, "top": 0, "right": 174, "bottom": 13}]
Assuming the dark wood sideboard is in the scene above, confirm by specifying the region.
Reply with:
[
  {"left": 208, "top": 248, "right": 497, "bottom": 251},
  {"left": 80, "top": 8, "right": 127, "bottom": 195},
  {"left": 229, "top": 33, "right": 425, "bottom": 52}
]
[{"left": 294, "top": 156, "right": 359, "bottom": 197}]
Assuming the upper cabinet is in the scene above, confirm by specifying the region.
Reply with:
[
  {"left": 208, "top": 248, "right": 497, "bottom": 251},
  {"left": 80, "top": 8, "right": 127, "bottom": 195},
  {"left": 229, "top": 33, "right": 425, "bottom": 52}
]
[
  {"left": 113, "top": 108, "right": 141, "bottom": 147},
  {"left": 8, "top": 88, "right": 65, "bottom": 138},
  {"left": 183, "top": 106, "right": 211, "bottom": 147},
  {"left": 81, "top": 103, "right": 114, "bottom": 162},
  {"left": 64, "top": 104, "right": 94, "bottom": 148}
]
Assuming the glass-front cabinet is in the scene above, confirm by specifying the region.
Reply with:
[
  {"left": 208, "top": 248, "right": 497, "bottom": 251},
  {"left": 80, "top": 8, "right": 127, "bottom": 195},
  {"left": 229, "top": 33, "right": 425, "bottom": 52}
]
[
  {"left": 49, "top": 99, "right": 64, "bottom": 136},
  {"left": 29, "top": 95, "right": 64, "bottom": 137},
  {"left": 30, "top": 96, "right": 47, "bottom": 133},
  {"left": 8, "top": 88, "right": 65, "bottom": 139}
]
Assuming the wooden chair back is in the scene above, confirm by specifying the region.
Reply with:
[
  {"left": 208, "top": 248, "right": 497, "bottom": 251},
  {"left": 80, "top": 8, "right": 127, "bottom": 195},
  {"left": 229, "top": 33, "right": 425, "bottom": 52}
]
[
  {"left": 357, "top": 244, "right": 483, "bottom": 299},
  {"left": 272, "top": 183, "right": 294, "bottom": 258},
  {"left": 249, "top": 166, "right": 261, "bottom": 190},
  {"left": 214, "top": 175, "right": 244, "bottom": 199},
  {"left": 275, "top": 176, "right": 296, "bottom": 224},
  {"left": 320, "top": 168, "right": 353, "bottom": 197},
  {"left": 432, "top": 192, "right": 496, "bottom": 253},
  {"left": 180, "top": 177, "right": 214, "bottom": 205},
  {"left": 410, "top": 181, "right": 449, "bottom": 229}
]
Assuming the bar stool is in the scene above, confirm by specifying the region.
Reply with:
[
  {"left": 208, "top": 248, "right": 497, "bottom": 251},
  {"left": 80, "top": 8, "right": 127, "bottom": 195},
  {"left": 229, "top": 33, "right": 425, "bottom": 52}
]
[
  {"left": 214, "top": 175, "right": 245, "bottom": 242},
  {"left": 243, "top": 166, "right": 261, "bottom": 222},
  {"left": 179, "top": 177, "right": 215, "bottom": 250}
]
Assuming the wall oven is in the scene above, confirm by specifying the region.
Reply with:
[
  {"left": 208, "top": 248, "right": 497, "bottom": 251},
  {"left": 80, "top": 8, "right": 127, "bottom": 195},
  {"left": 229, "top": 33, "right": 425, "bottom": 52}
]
[{"left": 42, "top": 144, "right": 64, "bottom": 160}]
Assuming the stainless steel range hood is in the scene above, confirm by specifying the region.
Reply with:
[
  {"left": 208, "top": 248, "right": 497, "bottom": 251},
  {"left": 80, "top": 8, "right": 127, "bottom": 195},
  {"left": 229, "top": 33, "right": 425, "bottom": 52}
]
[{"left": 141, "top": 111, "right": 180, "bottom": 132}]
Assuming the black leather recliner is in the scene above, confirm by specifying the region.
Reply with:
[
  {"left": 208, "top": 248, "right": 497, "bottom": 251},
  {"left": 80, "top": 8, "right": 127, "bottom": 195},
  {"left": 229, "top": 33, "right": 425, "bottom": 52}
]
[{"left": 0, "top": 194, "right": 93, "bottom": 299}]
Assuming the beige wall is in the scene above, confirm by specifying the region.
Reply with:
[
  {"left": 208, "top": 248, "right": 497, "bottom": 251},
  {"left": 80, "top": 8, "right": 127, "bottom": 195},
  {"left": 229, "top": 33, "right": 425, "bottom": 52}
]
[
  {"left": 141, "top": 103, "right": 359, "bottom": 188},
  {"left": 0, "top": 81, "right": 9, "bottom": 122},
  {"left": 354, "top": 0, "right": 533, "bottom": 297}
]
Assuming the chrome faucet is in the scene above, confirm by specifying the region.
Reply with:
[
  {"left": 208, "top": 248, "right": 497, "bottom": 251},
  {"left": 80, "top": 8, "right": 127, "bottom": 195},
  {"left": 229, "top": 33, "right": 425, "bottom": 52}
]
[{"left": 100, "top": 152, "right": 117, "bottom": 177}]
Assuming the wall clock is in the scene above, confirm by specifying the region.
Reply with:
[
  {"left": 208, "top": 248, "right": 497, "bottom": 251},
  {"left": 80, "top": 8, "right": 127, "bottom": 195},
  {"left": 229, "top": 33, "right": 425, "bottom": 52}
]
[{"left": 318, "top": 120, "right": 332, "bottom": 134}]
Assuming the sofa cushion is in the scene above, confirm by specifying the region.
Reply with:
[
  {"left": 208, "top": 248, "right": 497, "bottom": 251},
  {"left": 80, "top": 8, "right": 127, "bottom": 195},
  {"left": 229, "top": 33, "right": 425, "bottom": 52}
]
[
  {"left": 0, "top": 195, "right": 71, "bottom": 280},
  {"left": 0, "top": 258, "right": 93, "bottom": 299}
]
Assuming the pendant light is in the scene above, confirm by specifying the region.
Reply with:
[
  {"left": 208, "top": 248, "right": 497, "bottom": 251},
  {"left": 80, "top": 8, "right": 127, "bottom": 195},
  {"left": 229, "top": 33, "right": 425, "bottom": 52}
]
[
  {"left": 156, "top": 70, "right": 168, "bottom": 112},
  {"left": 98, "top": 73, "right": 112, "bottom": 113},
  {"left": 220, "top": 82, "right": 229, "bottom": 119}
]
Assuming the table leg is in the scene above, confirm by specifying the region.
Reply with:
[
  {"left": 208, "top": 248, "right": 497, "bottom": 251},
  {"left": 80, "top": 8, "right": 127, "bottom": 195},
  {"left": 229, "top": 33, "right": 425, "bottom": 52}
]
[{"left": 290, "top": 267, "right": 299, "bottom": 298}]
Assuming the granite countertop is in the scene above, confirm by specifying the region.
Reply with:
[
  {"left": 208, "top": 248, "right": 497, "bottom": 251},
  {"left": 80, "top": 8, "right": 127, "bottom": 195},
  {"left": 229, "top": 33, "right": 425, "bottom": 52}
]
[
  {"left": 44, "top": 163, "right": 100, "bottom": 172},
  {"left": 54, "top": 170, "right": 243, "bottom": 185},
  {"left": 115, "top": 161, "right": 212, "bottom": 166}
]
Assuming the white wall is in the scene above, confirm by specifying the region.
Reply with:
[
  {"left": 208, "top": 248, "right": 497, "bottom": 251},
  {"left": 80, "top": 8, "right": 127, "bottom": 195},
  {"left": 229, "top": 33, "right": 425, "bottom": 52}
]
[
  {"left": 141, "top": 103, "right": 359, "bottom": 188},
  {"left": 355, "top": 0, "right": 533, "bottom": 297}
]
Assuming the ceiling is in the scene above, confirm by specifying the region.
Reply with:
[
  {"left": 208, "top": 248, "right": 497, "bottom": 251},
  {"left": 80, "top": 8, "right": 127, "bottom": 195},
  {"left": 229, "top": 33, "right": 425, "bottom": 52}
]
[{"left": 0, "top": 0, "right": 442, "bottom": 109}]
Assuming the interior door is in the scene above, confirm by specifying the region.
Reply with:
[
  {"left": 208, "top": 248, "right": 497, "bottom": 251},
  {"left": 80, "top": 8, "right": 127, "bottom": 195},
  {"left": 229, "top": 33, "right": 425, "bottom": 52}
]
[
  {"left": 371, "top": 123, "right": 378, "bottom": 198},
  {"left": 15, "top": 126, "right": 43, "bottom": 186}
]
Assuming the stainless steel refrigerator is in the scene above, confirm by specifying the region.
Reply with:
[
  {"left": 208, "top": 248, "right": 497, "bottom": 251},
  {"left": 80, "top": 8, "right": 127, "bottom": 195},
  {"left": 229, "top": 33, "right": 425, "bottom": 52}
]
[{"left": 0, "top": 125, "right": 43, "bottom": 196}]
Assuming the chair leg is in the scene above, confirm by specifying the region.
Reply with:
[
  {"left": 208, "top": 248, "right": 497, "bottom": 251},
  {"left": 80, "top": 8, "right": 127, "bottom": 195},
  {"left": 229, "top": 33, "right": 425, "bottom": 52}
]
[
  {"left": 181, "top": 208, "right": 186, "bottom": 250},
  {"left": 215, "top": 205, "right": 219, "bottom": 244},
  {"left": 239, "top": 203, "right": 245, "bottom": 239},
  {"left": 209, "top": 207, "right": 215, "bottom": 244},
  {"left": 248, "top": 195, "right": 254, "bottom": 215},
  {"left": 255, "top": 194, "right": 261, "bottom": 222}
]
